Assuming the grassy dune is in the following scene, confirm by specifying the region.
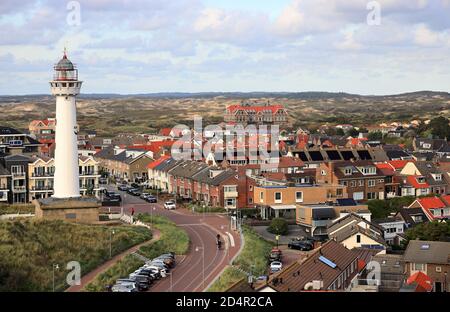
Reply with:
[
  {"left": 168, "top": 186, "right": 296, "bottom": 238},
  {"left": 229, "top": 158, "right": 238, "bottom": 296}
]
[{"left": 0, "top": 219, "right": 151, "bottom": 291}]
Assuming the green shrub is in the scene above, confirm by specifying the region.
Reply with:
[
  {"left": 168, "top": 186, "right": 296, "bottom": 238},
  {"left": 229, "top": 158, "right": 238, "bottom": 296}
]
[{"left": 267, "top": 218, "right": 288, "bottom": 235}]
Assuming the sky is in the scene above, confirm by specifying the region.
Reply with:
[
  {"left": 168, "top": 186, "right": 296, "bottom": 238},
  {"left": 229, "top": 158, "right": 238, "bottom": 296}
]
[{"left": 1, "top": 0, "right": 450, "bottom": 95}]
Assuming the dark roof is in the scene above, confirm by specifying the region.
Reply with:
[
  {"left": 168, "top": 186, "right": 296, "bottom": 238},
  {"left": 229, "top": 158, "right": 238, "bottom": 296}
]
[
  {"left": 397, "top": 207, "right": 427, "bottom": 225},
  {"left": 0, "top": 163, "right": 10, "bottom": 176},
  {"left": 385, "top": 150, "right": 411, "bottom": 160},
  {"left": 336, "top": 198, "right": 358, "bottom": 206},
  {"left": 404, "top": 240, "right": 450, "bottom": 264},
  {"left": 0, "top": 126, "right": 22, "bottom": 135},
  {"left": 266, "top": 240, "right": 358, "bottom": 291}
]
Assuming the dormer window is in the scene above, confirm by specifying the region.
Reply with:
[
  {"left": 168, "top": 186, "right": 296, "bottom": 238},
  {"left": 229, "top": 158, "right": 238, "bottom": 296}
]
[{"left": 344, "top": 168, "right": 352, "bottom": 176}]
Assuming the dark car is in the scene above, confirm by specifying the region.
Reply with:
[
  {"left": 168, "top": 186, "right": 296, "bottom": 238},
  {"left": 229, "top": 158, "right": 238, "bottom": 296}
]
[
  {"left": 118, "top": 185, "right": 129, "bottom": 191},
  {"left": 145, "top": 195, "right": 157, "bottom": 203},
  {"left": 269, "top": 248, "right": 282, "bottom": 262},
  {"left": 116, "top": 278, "right": 149, "bottom": 291},
  {"left": 106, "top": 192, "right": 122, "bottom": 202},
  {"left": 288, "top": 240, "right": 313, "bottom": 251},
  {"left": 131, "top": 182, "right": 140, "bottom": 189}
]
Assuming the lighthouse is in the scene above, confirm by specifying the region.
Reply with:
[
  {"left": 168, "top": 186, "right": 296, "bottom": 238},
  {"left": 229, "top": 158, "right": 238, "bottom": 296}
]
[
  {"left": 34, "top": 51, "right": 99, "bottom": 223},
  {"left": 50, "top": 50, "right": 82, "bottom": 198}
]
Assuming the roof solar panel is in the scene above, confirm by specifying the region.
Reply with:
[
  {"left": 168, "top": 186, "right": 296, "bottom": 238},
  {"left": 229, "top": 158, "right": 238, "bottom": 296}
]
[
  {"left": 319, "top": 255, "right": 337, "bottom": 268},
  {"left": 357, "top": 150, "right": 372, "bottom": 160},
  {"left": 297, "top": 152, "right": 308, "bottom": 161},
  {"left": 326, "top": 150, "right": 342, "bottom": 161},
  {"left": 341, "top": 151, "right": 355, "bottom": 160},
  {"left": 309, "top": 151, "right": 324, "bottom": 161}
]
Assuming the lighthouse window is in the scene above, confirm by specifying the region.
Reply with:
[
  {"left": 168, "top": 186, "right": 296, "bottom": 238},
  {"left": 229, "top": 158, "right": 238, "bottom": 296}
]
[
  {"left": 69, "top": 83, "right": 74, "bottom": 87},
  {"left": 62, "top": 83, "right": 67, "bottom": 87}
]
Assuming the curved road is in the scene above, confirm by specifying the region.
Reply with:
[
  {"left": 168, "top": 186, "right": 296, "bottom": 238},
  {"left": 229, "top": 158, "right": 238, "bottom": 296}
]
[{"left": 106, "top": 189, "right": 242, "bottom": 292}]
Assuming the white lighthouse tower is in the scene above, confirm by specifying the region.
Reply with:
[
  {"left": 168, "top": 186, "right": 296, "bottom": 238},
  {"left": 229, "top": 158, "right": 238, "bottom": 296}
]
[{"left": 50, "top": 50, "right": 82, "bottom": 198}]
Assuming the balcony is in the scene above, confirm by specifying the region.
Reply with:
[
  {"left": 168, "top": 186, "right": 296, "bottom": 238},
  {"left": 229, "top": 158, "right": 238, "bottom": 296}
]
[
  {"left": 12, "top": 172, "right": 26, "bottom": 179},
  {"left": 80, "top": 184, "right": 100, "bottom": 190},
  {"left": 80, "top": 171, "right": 99, "bottom": 176},
  {"left": 31, "top": 186, "right": 54, "bottom": 192},
  {"left": 224, "top": 191, "right": 239, "bottom": 198},
  {"left": 12, "top": 186, "right": 27, "bottom": 193},
  {"left": 31, "top": 172, "right": 54, "bottom": 178}
]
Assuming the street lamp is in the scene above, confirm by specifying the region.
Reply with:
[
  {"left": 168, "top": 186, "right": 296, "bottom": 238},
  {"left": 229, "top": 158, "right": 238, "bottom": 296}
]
[
  {"left": 109, "top": 229, "right": 115, "bottom": 259},
  {"left": 52, "top": 264, "right": 59, "bottom": 292},
  {"left": 195, "top": 246, "right": 205, "bottom": 290}
]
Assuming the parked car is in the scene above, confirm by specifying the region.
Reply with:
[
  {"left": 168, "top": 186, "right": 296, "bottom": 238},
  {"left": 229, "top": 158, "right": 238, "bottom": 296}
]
[
  {"left": 153, "top": 256, "right": 175, "bottom": 267},
  {"left": 118, "top": 184, "right": 129, "bottom": 191},
  {"left": 269, "top": 248, "right": 282, "bottom": 262},
  {"left": 99, "top": 177, "right": 108, "bottom": 184},
  {"left": 164, "top": 201, "right": 176, "bottom": 210},
  {"left": 131, "top": 182, "right": 140, "bottom": 189},
  {"left": 117, "top": 278, "right": 150, "bottom": 291},
  {"left": 111, "top": 282, "right": 138, "bottom": 292},
  {"left": 270, "top": 261, "right": 283, "bottom": 273},
  {"left": 145, "top": 195, "right": 157, "bottom": 203},
  {"left": 140, "top": 193, "right": 150, "bottom": 200},
  {"left": 288, "top": 240, "right": 313, "bottom": 251}
]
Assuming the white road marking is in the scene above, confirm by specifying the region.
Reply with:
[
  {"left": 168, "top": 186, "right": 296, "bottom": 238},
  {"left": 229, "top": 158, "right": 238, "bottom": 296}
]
[{"left": 226, "top": 232, "right": 235, "bottom": 247}]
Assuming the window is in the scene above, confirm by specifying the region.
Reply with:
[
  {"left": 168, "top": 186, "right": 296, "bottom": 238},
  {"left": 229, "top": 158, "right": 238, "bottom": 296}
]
[
  {"left": 344, "top": 168, "right": 352, "bottom": 176},
  {"left": 225, "top": 198, "right": 236, "bottom": 207},
  {"left": 368, "top": 180, "right": 376, "bottom": 187},
  {"left": 367, "top": 192, "right": 377, "bottom": 200},
  {"left": 336, "top": 188, "right": 343, "bottom": 197},
  {"left": 356, "top": 234, "right": 361, "bottom": 243},
  {"left": 274, "top": 192, "right": 282, "bottom": 203},
  {"left": 359, "top": 180, "right": 364, "bottom": 186},
  {"left": 436, "top": 266, "right": 442, "bottom": 273},
  {"left": 260, "top": 192, "right": 264, "bottom": 202},
  {"left": 321, "top": 170, "right": 327, "bottom": 176},
  {"left": 414, "top": 263, "right": 425, "bottom": 271},
  {"left": 295, "top": 191, "right": 303, "bottom": 203},
  {"left": 249, "top": 185, "right": 253, "bottom": 191},
  {"left": 342, "top": 181, "right": 348, "bottom": 186}
]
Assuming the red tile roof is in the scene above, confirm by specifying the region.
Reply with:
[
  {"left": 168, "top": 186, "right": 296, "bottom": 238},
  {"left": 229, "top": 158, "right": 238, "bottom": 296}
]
[
  {"left": 406, "top": 271, "right": 433, "bottom": 292},
  {"left": 227, "top": 104, "right": 284, "bottom": 114},
  {"left": 147, "top": 155, "right": 170, "bottom": 169},
  {"left": 440, "top": 195, "right": 450, "bottom": 206},
  {"left": 406, "top": 176, "right": 429, "bottom": 189},
  {"left": 417, "top": 197, "right": 445, "bottom": 209},
  {"left": 389, "top": 159, "right": 413, "bottom": 170},
  {"left": 159, "top": 128, "right": 172, "bottom": 136}
]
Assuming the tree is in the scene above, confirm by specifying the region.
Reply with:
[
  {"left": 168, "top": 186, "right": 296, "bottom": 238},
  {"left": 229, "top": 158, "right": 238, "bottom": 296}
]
[
  {"left": 267, "top": 218, "right": 289, "bottom": 235},
  {"left": 429, "top": 116, "right": 450, "bottom": 139},
  {"left": 336, "top": 128, "right": 345, "bottom": 136},
  {"left": 368, "top": 131, "right": 383, "bottom": 141},
  {"left": 405, "top": 221, "right": 450, "bottom": 242},
  {"left": 347, "top": 128, "right": 360, "bottom": 138}
]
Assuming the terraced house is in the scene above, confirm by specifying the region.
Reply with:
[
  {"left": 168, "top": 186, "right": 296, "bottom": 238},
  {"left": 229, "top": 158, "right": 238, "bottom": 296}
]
[
  {"left": 316, "top": 161, "right": 386, "bottom": 201},
  {"left": 28, "top": 155, "right": 102, "bottom": 201},
  {"left": 94, "top": 146, "right": 153, "bottom": 183},
  {"left": 0, "top": 164, "right": 10, "bottom": 202}
]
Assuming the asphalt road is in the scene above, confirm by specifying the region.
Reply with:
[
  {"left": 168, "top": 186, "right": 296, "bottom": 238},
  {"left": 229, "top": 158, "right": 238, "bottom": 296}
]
[{"left": 105, "top": 187, "right": 242, "bottom": 292}]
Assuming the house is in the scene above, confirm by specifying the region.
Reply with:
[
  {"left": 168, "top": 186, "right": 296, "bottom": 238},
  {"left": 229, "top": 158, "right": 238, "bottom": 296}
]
[
  {"left": 28, "top": 155, "right": 102, "bottom": 202},
  {"left": 397, "top": 207, "right": 428, "bottom": 227},
  {"left": 375, "top": 163, "right": 401, "bottom": 198},
  {"left": 327, "top": 213, "right": 387, "bottom": 252},
  {"left": 29, "top": 118, "right": 80, "bottom": 138},
  {"left": 224, "top": 102, "right": 288, "bottom": 125},
  {"left": 400, "top": 161, "right": 449, "bottom": 195},
  {"left": 94, "top": 146, "right": 153, "bottom": 183},
  {"left": 147, "top": 157, "right": 180, "bottom": 193},
  {"left": 258, "top": 240, "right": 360, "bottom": 292},
  {"left": 0, "top": 126, "right": 42, "bottom": 156},
  {"left": 316, "top": 161, "right": 386, "bottom": 201},
  {"left": 413, "top": 138, "right": 447, "bottom": 153},
  {"left": 399, "top": 175, "right": 431, "bottom": 197},
  {"left": 296, "top": 202, "right": 370, "bottom": 238},
  {"left": 373, "top": 214, "right": 407, "bottom": 246},
  {"left": 0, "top": 154, "right": 32, "bottom": 203},
  {"left": 403, "top": 240, "right": 450, "bottom": 292},
  {"left": 407, "top": 196, "right": 450, "bottom": 221},
  {"left": 0, "top": 164, "right": 10, "bottom": 203},
  {"left": 254, "top": 182, "right": 347, "bottom": 220}
]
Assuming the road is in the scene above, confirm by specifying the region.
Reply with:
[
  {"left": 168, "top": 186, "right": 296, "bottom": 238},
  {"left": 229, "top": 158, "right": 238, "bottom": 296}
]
[{"left": 105, "top": 187, "right": 242, "bottom": 292}]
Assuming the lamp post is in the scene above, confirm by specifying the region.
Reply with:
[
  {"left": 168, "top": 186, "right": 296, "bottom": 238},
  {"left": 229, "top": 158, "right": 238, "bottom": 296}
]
[
  {"left": 109, "top": 229, "right": 115, "bottom": 259},
  {"left": 195, "top": 246, "right": 205, "bottom": 290},
  {"left": 52, "top": 264, "right": 59, "bottom": 292}
]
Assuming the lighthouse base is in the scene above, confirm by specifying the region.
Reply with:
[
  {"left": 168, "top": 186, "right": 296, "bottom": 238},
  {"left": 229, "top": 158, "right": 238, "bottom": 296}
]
[{"left": 34, "top": 197, "right": 100, "bottom": 224}]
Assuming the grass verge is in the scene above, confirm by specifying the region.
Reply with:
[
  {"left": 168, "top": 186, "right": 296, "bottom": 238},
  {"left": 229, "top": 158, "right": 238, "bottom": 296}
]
[
  {"left": 0, "top": 219, "right": 151, "bottom": 291},
  {"left": 208, "top": 225, "right": 274, "bottom": 292},
  {"left": 0, "top": 204, "right": 35, "bottom": 215},
  {"left": 85, "top": 214, "right": 189, "bottom": 291}
]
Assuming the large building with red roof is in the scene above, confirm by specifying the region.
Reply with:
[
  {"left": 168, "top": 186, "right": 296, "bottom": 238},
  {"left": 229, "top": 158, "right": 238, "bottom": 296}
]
[{"left": 224, "top": 102, "right": 288, "bottom": 125}]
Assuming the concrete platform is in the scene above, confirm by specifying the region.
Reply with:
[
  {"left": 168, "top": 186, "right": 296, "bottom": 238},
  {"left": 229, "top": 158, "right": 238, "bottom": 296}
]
[{"left": 34, "top": 197, "right": 101, "bottom": 224}]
